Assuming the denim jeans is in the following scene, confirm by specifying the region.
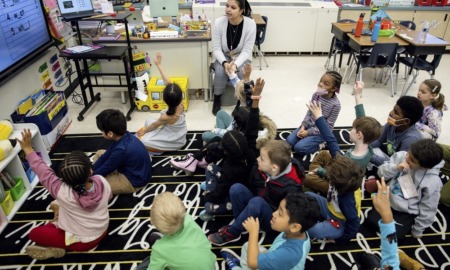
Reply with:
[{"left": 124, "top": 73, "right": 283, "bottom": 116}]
[
  {"left": 228, "top": 183, "right": 273, "bottom": 236},
  {"left": 202, "top": 110, "right": 233, "bottom": 142},
  {"left": 305, "top": 191, "right": 345, "bottom": 240},
  {"left": 286, "top": 127, "right": 325, "bottom": 156}
]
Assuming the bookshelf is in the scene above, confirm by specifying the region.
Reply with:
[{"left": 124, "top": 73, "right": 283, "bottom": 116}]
[{"left": 0, "top": 124, "right": 51, "bottom": 234}]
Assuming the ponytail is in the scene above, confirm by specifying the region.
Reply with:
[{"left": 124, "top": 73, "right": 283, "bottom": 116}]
[
  {"left": 163, "top": 83, "right": 183, "bottom": 116},
  {"left": 424, "top": 79, "right": 445, "bottom": 111},
  {"left": 243, "top": 0, "right": 252, "bottom": 17}
]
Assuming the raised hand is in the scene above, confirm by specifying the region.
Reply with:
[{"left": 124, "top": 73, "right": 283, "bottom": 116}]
[
  {"left": 153, "top": 52, "right": 162, "bottom": 66},
  {"left": 353, "top": 81, "right": 364, "bottom": 97},
  {"left": 16, "top": 129, "right": 34, "bottom": 155},
  {"left": 251, "top": 77, "right": 265, "bottom": 97},
  {"left": 371, "top": 177, "right": 393, "bottom": 224},
  {"left": 307, "top": 100, "right": 323, "bottom": 119},
  {"left": 242, "top": 64, "right": 252, "bottom": 82}
]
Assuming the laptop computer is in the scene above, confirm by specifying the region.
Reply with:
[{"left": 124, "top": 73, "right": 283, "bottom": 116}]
[
  {"left": 149, "top": 0, "right": 179, "bottom": 18},
  {"left": 57, "top": 0, "right": 95, "bottom": 20}
]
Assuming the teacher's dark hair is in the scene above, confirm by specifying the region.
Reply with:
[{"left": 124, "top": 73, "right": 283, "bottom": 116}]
[{"left": 237, "top": 0, "right": 252, "bottom": 17}]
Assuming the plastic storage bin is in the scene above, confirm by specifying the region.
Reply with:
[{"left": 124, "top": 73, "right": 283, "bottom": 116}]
[
  {"left": 1, "top": 191, "right": 14, "bottom": 215},
  {"left": 6, "top": 178, "right": 25, "bottom": 201}
]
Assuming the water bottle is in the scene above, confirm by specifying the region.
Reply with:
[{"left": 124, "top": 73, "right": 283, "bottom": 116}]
[
  {"left": 420, "top": 21, "right": 430, "bottom": 43},
  {"left": 369, "top": 6, "right": 379, "bottom": 28},
  {"left": 371, "top": 17, "right": 381, "bottom": 42},
  {"left": 354, "top": 13, "right": 365, "bottom": 37}
]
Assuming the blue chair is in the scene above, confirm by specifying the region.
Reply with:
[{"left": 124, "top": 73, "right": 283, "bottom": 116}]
[
  {"left": 399, "top": 54, "right": 442, "bottom": 96},
  {"left": 325, "top": 19, "right": 356, "bottom": 72},
  {"left": 356, "top": 43, "right": 399, "bottom": 97},
  {"left": 254, "top": 15, "right": 268, "bottom": 70}
]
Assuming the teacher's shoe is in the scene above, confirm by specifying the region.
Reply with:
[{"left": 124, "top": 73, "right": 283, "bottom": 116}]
[
  {"left": 212, "top": 94, "right": 221, "bottom": 116},
  {"left": 26, "top": 245, "right": 66, "bottom": 260}
]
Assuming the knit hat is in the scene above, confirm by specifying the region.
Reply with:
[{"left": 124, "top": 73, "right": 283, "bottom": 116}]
[{"left": 222, "top": 130, "right": 248, "bottom": 160}]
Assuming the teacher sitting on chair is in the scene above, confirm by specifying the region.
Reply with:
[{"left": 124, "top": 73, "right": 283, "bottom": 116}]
[{"left": 212, "top": 0, "right": 256, "bottom": 115}]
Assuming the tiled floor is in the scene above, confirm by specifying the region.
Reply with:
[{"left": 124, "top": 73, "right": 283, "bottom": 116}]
[{"left": 65, "top": 54, "right": 450, "bottom": 145}]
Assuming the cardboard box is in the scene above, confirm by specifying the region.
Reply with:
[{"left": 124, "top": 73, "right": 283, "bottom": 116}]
[
  {"left": 41, "top": 113, "right": 72, "bottom": 150},
  {"left": 136, "top": 77, "right": 189, "bottom": 111}
]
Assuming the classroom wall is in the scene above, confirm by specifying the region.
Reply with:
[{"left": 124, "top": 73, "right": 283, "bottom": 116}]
[{"left": 0, "top": 46, "right": 70, "bottom": 121}]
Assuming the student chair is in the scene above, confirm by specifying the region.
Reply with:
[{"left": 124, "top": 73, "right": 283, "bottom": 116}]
[
  {"left": 396, "top": 21, "right": 416, "bottom": 78},
  {"left": 398, "top": 54, "right": 442, "bottom": 96},
  {"left": 324, "top": 19, "right": 356, "bottom": 72},
  {"left": 355, "top": 43, "right": 399, "bottom": 97},
  {"left": 207, "top": 63, "right": 237, "bottom": 106},
  {"left": 254, "top": 16, "right": 269, "bottom": 70}
]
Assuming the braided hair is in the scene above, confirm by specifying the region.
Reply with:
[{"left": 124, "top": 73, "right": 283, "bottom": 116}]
[
  {"left": 59, "top": 151, "right": 92, "bottom": 196},
  {"left": 163, "top": 83, "right": 183, "bottom": 116},
  {"left": 324, "top": 71, "right": 343, "bottom": 94}
]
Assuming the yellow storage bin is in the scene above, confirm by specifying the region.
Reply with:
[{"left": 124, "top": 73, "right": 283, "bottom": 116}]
[
  {"left": 6, "top": 178, "right": 25, "bottom": 201},
  {"left": 136, "top": 77, "right": 189, "bottom": 112},
  {"left": 1, "top": 191, "right": 14, "bottom": 216}
]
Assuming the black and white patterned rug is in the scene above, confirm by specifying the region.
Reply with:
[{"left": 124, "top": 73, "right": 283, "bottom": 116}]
[{"left": 1, "top": 129, "right": 449, "bottom": 269}]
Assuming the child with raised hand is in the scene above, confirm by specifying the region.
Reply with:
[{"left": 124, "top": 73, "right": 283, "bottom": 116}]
[
  {"left": 136, "top": 53, "right": 187, "bottom": 153},
  {"left": 286, "top": 71, "right": 342, "bottom": 156},
  {"left": 202, "top": 64, "right": 253, "bottom": 143},
  {"left": 355, "top": 177, "right": 401, "bottom": 269},
  {"left": 136, "top": 192, "right": 216, "bottom": 270},
  {"left": 220, "top": 191, "right": 321, "bottom": 270},
  {"left": 195, "top": 78, "right": 264, "bottom": 221},
  {"left": 415, "top": 79, "right": 446, "bottom": 141},
  {"left": 17, "top": 129, "right": 112, "bottom": 260},
  {"left": 304, "top": 81, "right": 383, "bottom": 195},
  {"left": 367, "top": 139, "right": 444, "bottom": 239}
]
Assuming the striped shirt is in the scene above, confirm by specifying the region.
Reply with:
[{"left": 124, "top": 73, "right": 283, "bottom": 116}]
[{"left": 301, "top": 93, "right": 341, "bottom": 136}]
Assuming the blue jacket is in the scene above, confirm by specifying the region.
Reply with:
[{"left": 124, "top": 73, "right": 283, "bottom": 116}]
[{"left": 93, "top": 131, "right": 152, "bottom": 187}]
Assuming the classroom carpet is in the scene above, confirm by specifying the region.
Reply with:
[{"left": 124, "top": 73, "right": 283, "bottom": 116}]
[{"left": 1, "top": 129, "right": 450, "bottom": 269}]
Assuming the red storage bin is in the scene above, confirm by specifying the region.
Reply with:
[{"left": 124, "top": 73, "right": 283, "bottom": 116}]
[
  {"left": 415, "top": 0, "right": 432, "bottom": 5},
  {"left": 431, "top": 0, "right": 447, "bottom": 5}
]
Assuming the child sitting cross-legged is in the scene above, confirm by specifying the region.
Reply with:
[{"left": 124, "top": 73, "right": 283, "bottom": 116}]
[
  {"left": 367, "top": 139, "right": 444, "bottom": 239},
  {"left": 17, "top": 129, "right": 112, "bottom": 260},
  {"left": 136, "top": 192, "right": 216, "bottom": 270},
  {"left": 286, "top": 71, "right": 342, "bottom": 157},
  {"left": 220, "top": 191, "right": 321, "bottom": 270},
  {"left": 207, "top": 139, "right": 304, "bottom": 246}
]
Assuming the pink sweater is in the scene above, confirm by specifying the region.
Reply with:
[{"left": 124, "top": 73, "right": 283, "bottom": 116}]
[{"left": 27, "top": 152, "right": 111, "bottom": 241}]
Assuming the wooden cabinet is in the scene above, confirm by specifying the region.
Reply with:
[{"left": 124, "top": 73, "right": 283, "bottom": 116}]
[{"left": 0, "top": 123, "right": 51, "bottom": 234}]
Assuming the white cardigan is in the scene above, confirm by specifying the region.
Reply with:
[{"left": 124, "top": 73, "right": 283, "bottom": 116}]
[{"left": 212, "top": 15, "right": 256, "bottom": 67}]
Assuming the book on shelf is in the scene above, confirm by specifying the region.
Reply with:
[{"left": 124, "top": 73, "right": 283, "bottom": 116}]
[{"left": 62, "top": 43, "right": 105, "bottom": 54}]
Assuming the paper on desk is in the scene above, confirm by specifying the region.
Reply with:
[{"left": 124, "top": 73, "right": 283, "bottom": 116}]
[
  {"left": 101, "top": 2, "right": 114, "bottom": 14},
  {"left": 135, "top": 90, "right": 148, "bottom": 101}
]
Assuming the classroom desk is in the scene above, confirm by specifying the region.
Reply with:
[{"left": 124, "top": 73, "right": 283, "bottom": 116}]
[
  {"left": 394, "top": 24, "right": 450, "bottom": 96},
  {"left": 329, "top": 22, "right": 356, "bottom": 70}
]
